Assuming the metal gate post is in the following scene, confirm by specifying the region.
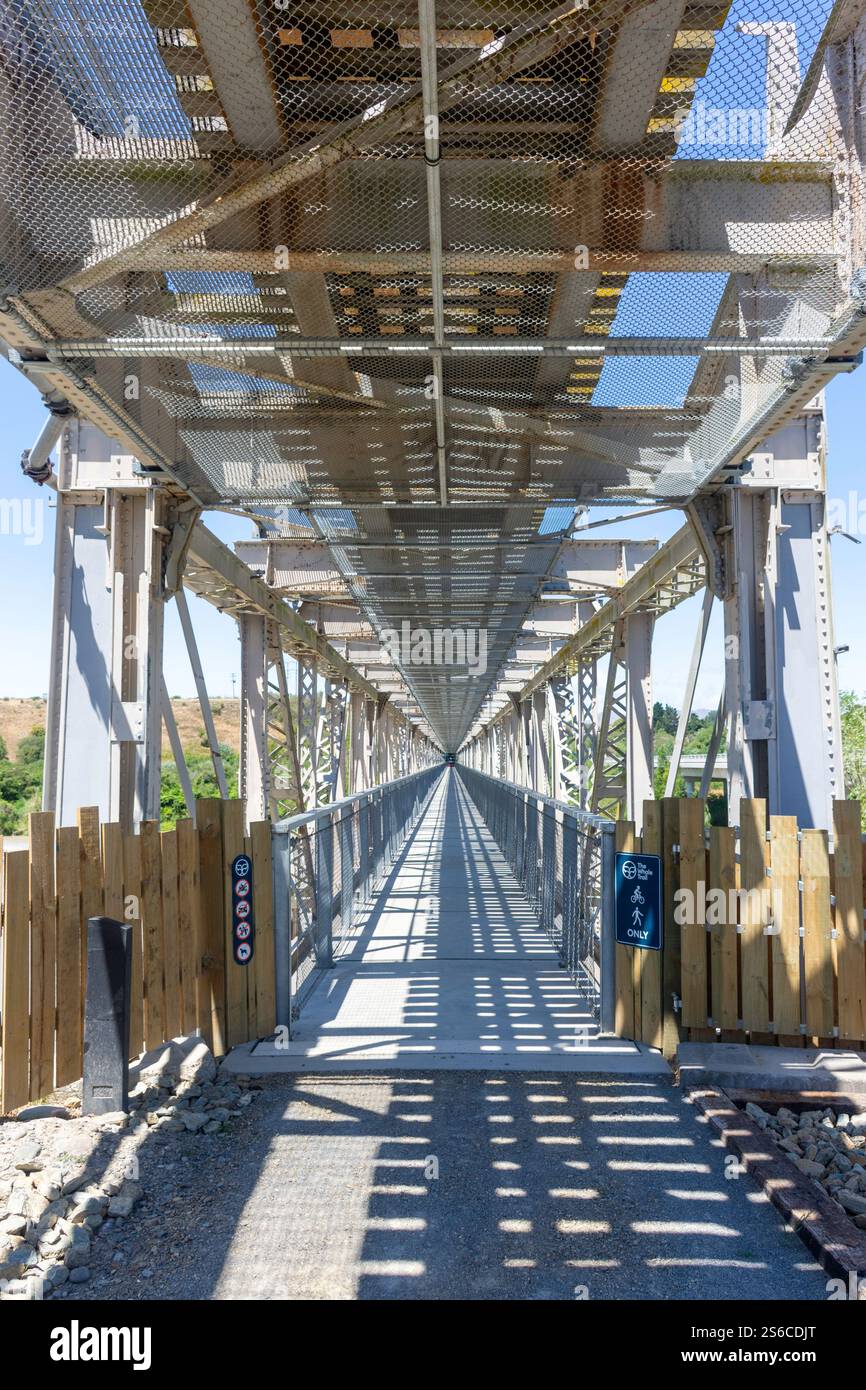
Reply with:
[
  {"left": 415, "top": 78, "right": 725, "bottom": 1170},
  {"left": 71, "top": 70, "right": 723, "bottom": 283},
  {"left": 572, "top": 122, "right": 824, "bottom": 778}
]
[
  {"left": 340, "top": 808, "right": 354, "bottom": 940},
  {"left": 315, "top": 812, "right": 335, "bottom": 969},
  {"left": 599, "top": 821, "right": 617, "bottom": 1035},
  {"left": 272, "top": 826, "right": 292, "bottom": 1033},
  {"left": 359, "top": 794, "right": 371, "bottom": 902}
]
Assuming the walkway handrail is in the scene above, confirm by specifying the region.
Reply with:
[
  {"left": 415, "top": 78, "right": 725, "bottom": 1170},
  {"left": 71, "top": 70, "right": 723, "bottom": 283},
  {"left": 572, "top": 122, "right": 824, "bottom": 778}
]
[
  {"left": 273, "top": 765, "right": 444, "bottom": 1029},
  {"left": 456, "top": 765, "right": 616, "bottom": 1033},
  {"left": 272, "top": 764, "right": 442, "bottom": 833}
]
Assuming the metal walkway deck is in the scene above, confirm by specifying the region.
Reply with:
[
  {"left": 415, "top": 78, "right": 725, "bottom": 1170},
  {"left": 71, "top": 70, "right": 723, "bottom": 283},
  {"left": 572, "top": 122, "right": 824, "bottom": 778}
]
[{"left": 236, "top": 771, "right": 666, "bottom": 1074}]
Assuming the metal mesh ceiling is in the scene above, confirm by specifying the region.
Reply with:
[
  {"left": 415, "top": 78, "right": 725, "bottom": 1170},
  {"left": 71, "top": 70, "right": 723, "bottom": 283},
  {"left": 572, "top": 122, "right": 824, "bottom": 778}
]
[{"left": 0, "top": 0, "right": 862, "bottom": 748}]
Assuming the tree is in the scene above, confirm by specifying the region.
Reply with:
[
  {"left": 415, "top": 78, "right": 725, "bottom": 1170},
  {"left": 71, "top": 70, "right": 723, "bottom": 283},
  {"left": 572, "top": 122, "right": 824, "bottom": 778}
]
[
  {"left": 16, "top": 727, "right": 45, "bottom": 766},
  {"left": 652, "top": 701, "right": 678, "bottom": 736},
  {"left": 159, "top": 744, "right": 240, "bottom": 828},
  {"left": 840, "top": 690, "right": 866, "bottom": 826}
]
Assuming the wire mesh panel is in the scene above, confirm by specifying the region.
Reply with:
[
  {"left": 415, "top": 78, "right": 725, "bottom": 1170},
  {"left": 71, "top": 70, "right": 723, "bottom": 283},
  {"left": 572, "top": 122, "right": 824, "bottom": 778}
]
[
  {"left": 273, "top": 764, "right": 442, "bottom": 1019},
  {"left": 457, "top": 763, "right": 612, "bottom": 1015},
  {"left": 1, "top": 0, "right": 861, "bottom": 762}
]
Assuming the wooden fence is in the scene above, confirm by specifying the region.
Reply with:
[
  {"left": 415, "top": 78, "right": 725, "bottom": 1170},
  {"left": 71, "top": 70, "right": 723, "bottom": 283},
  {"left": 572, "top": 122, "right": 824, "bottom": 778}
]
[
  {"left": 615, "top": 797, "right": 866, "bottom": 1058},
  {"left": 0, "top": 799, "right": 275, "bottom": 1113}
]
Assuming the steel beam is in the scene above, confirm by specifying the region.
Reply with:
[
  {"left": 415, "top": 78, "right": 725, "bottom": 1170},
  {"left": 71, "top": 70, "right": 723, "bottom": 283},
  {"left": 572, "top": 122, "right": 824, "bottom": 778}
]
[
  {"left": 664, "top": 588, "right": 714, "bottom": 798},
  {"left": 186, "top": 526, "right": 384, "bottom": 704},
  {"left": 175, "top": 588, "right": 229, "bottom": 799},
  {"left": 56, "top": 6, "right": 604, "bottom": 295},
  {"left": 624, "top": 613, "right": 654, "bottom": 826},
  {"left": 43, "top": 423, "right": 166, "bottom": 830},
  {"left": 483, "top": 523, "right": 704, "bottom": 724},
  {"left": 239, "top": 613, "right": 269, "bottom": 822},
  {"left": 591, "top": 622, "right": 629, "bottom": 820},
  {"left": 418, "top": 0, "right": 448, "bottom": 505},
  {"left": 153, "top": 248, "right": 837, "bottom": 277},
  {"left": 50, "top": 334, "right": 843, "bottom": 359},
  {"left": 722, "top": 409, "right": 842, "bottom": 828},
  {"left": 160, "top": 678, "right": 194, "bottom": 819}
]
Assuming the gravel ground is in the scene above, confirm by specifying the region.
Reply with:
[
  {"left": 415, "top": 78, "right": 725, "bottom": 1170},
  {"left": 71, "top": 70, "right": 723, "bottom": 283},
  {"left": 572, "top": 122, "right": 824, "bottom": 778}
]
[
  {"left": 63, "top": 1071, "right": 830, "bottom": 1302},
  {"left": 0, "top": 1044, "right": 267, "bottom": 1301}
]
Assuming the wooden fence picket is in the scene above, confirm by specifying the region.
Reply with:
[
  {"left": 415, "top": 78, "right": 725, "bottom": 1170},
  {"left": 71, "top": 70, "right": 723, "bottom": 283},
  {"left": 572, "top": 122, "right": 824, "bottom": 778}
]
[
  {"left": 800, "top": 829, "right": 834, "bottom": 1039},
  {"left": 176, "top": 817, "right": 200, "bottom": 1036},
  {"left": 770, "top": 815, "right": 801, "bottom": 1039},
  {"left": 1, "top": 851, "right": 31, "bottom": 1111},
  {"left": 250, "top": 820, "right": 275, "bottom": 1038},
  {"left": 708, "top": 826, "right": 737, "bottom": 1032},
  {"left": 124, "top": 832, "right": 144, "bottom": 1058},
  {"left": 196, "top": 798, "right": 226, "bottom": 1058},
  {"left": 55, "top": 825, "right": 82, "bottom": 1088},
  {"left": 833, "top": 802, "right": 866, "bottom": 1043},
  {"left": 77, "top": 807, "right": 102, "bottom": 1043},
  {"left": 29, "top": 811, "right": 56, "bottom": 1100},
  {"left": 739, "top": 799, "right": 771, "bottom": 1036},
  {"left": 678, "top": 798, "right": 706, "bottom": 1031},
  {"left": 161, "top": 828, "right": 181, "bottom": 1043}
]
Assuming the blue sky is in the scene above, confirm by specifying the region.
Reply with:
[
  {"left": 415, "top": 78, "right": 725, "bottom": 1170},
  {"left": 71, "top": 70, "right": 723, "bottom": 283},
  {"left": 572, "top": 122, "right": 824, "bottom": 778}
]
[
  {"left": 0, "top": 354, "right": 251, "bottom": 701},
  {"left": 1, "top": 354, "right": 863, "bottom": 717}
]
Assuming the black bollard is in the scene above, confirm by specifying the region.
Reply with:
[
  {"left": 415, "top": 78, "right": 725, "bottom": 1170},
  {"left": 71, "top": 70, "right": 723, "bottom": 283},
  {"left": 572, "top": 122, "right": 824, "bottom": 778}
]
[{"left": 82, "top": 916, "right": 132, "bottom": 1116}]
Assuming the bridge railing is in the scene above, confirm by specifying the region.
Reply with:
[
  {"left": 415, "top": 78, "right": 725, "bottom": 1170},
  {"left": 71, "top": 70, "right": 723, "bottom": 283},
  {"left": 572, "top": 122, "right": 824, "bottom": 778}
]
[
  {"left": 272, "top": 766, "right": 443, "bottom": 1027},
  {"left": 456, "top": 765, "right": 616, "bottom": 1030}
]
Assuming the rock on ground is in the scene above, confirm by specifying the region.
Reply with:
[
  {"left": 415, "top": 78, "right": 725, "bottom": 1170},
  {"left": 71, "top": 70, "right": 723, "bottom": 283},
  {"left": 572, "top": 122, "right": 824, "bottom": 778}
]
[{"left": 0, "top": 1043, "right": 263, "bottom": 1301}]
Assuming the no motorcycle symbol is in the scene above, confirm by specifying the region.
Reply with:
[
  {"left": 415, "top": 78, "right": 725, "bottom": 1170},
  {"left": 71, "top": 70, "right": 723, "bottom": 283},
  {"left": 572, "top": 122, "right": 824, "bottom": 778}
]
[{"left": 231, "top": 854, "right": 256, "bottom": 965}]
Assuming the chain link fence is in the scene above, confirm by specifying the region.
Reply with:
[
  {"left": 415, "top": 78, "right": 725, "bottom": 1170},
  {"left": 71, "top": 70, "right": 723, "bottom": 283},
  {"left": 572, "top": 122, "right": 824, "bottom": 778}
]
[{"left": 457, "top": 764, "right": 615, "bottom": 1027}]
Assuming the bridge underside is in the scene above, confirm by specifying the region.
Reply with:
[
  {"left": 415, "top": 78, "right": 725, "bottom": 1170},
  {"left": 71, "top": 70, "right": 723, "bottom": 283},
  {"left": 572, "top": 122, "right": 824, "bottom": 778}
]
[{"left": 2, "top": 0, "right": 862, "bottom": 825}]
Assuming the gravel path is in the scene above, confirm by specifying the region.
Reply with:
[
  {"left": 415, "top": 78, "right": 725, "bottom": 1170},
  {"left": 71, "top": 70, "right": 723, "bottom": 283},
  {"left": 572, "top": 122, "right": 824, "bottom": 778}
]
[{"left": 70, "top": 1071, "right": 829, "bottom": 1301}]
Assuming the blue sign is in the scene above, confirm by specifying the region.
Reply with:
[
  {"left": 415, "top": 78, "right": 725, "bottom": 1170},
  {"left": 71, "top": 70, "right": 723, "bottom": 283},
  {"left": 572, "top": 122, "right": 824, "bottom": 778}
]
[{"left": 615, "top": 851, "right": 662, "bottom": 951}]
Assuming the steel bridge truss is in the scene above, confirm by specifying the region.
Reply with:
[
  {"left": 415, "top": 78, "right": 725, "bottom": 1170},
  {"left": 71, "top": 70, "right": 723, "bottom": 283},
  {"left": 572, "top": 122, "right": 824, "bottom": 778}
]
[{"left": 4, "top": 1, "right": 858, "bottom": 839}]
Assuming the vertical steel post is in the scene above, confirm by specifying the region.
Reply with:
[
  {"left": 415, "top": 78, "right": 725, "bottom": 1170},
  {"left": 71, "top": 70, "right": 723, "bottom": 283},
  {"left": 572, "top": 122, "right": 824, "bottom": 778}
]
[
  {"left": 315, "top": 812, "right": 335, "bottom": 969},
  {"left": 599, "top": 822, "right": 617, "bottom": 1035},
  {"left": 239, "top": 611, "right": 269, "bottom": 823},
  {"left": 359, "top": 794, "right": 371, "bottom": 902},
  {"left": 272, "top": 826, "right": 292, "bottom": 1032}
]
